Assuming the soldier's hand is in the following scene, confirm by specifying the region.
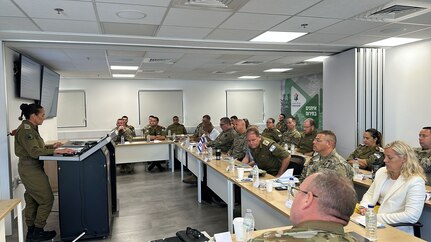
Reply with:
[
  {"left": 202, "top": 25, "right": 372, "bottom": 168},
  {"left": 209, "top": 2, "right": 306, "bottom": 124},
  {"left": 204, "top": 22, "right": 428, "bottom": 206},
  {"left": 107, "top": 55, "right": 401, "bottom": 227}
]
[
  {"left": 53, "top": 142, "right": 63, "bottom": 149},
  {"left": 54, "top": 148, "right": 76, "bottom": 155}
]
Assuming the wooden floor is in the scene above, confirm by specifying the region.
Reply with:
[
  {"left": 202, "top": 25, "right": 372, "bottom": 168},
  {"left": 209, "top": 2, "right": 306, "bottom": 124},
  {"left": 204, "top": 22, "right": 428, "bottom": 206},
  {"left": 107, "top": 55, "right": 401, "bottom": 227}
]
[{"left": 7, "top": 163, "right": 228, "bottom": 242}]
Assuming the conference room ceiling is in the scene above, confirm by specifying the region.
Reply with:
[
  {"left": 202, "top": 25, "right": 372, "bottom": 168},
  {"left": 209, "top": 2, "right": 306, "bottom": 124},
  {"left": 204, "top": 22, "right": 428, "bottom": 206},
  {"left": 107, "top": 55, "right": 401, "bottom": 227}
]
[{"left": 1, "top": 0, "right": 431, "bottom": 81}]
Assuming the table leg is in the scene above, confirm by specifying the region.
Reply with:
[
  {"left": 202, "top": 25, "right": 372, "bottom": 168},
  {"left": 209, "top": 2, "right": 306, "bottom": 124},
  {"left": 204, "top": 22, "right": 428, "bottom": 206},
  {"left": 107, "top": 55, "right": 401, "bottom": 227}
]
[
  {"left": 17, "top": 202, "right": 23, "bottom": 242},
  {"left": 227, "top": 181, "right": 234, "bottom": 233}
]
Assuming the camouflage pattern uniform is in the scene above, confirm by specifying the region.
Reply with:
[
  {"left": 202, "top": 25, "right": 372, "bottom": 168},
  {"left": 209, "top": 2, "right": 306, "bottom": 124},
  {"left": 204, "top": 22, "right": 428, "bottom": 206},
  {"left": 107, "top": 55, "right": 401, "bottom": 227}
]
[
  {"left": 301, "top": 149, "right": 354, "bottom": 180},
  {"left": 276, "top": 120, "right": 288, "bottom": 134},
  {"left": 207, "top": 128, "right": 236, "bottom": 153},
  {"left": 166, "top": 123, "right": 187, "bottom": 135},
  {"left": 126, "top": 124, "right": 136, "bottom": 137},
  {"left": 248, "top": 137, "right": 290, "bottom": 176},
  {"left": 297, "top": 130, "right": 318, "bottom": 154},
  {"left": 261, "top": 128, "right": 282, "bottom": 143},
  {"left": 347, "top": 144, "right": 385, "bottom": 171},
  {"left": 414, "top": 148, "right": 431, "bottom": 185},
  {"left": 14, "top": 120, "right": 55, "bottom": 228},
  {"left": 281, "top": 128, "right": 302, "bottom": 146},
  {"left": 252, "top": 221, "right": 358, "bottom": 242},
  {"left": 228, "top": 133, "right": 247, "bottom": 160},
  {"left": 193, "top": 122, "right": 205, "bottom": 138},
  {"left": 113, "top": 126, "right": 135, "bottom": 173},
  {"left": 144, "top": 125, "right": 166, "bottom": 136}
]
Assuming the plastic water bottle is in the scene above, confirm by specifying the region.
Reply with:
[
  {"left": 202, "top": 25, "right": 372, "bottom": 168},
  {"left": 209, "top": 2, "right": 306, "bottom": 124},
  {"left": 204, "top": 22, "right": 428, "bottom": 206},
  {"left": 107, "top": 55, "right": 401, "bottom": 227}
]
[
  {"left": 366, "top": 204, "right": 377, "bottom": 241},
  {"left": 252, "top": 165, "right": 260, "bottom": 188},
  {"left": 353, "top": 158, "right": 360, "bottom": 178},
  {"left": 243, "top": 209, "right": 255, "bottom": 242},
  {"left": 285, "top": 177, "right": 295, "bottom": 208},
  {"left": 283, "top": 143, "right": 289, "bottom": 151},
  {"left": 120, "top": 135, "right": 125, "bottom": 144},
  {"left": 167, "top": 129, "right": 171, "bottom": 137}
]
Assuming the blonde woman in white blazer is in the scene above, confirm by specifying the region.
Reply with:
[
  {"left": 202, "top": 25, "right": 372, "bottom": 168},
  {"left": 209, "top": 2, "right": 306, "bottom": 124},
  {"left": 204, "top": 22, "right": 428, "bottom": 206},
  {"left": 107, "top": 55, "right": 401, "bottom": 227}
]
[{"left": 359, "top": 140, "right": 427, "bottom": 235}]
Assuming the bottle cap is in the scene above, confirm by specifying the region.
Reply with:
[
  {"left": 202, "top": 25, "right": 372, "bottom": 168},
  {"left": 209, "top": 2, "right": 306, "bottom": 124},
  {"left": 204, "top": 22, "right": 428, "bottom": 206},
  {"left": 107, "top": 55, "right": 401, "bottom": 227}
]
[{"left": 367, "top": 204, "right": 375, "bottom": 208}]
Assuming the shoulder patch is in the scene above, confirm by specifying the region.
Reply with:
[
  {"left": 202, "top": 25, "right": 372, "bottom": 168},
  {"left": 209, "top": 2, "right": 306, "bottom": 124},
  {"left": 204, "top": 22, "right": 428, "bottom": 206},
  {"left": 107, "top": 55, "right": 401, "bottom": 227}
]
[
  {"left": 24, "top": 124, "right": 31, "bottom": 129},
  {"left": 263, "top": 139, "right": 270, "bottom": 146},
  {"left": 26, "top": 134, "right": 34, "bottom": 140},
  {"left": 269, "top": 144, "right": 276, "bottom": 152}
]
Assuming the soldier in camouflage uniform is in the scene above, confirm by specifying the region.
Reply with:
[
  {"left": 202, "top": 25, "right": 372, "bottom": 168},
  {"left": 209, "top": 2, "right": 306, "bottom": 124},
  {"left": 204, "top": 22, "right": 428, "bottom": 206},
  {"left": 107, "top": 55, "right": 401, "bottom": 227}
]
[
  {"left": 254, "top": 171, "right": 358, "bottom": 242},
  {"left": 262, "top": 118, "right": 282, "bottom": 143},
  {"left": 144, "top": 116, "right": 166, "bottom": 171},
  {"left": 275, "top": 113, "right": 288, "bottom": 134},
  {"left": 122, "top": 115, "right": 136, "bottom": 137},
  {"left": 228, "top": 119, "right": 247, "bottom": 160},
  {"left": 14, "top": 103, "right": 75, "bottom": 241},
  {"left": 166, "top": 116, "right": 187, "bottom": 135},
  {"left": 192, "top": 114, "right": 211, "bottom": 141},
  {"left": 301, "top": 130, "right": 354, "bottom": 180},
  {"left": 113, "top": 118, "right": 135, "bottom": 173},
  {"left": 281, "top": 117, "right": 301, "bottom": 146},
  {"left": 416, "top": 127, "right": 431, "bottom": 185},
  {"left": 347, "top": 128, "right": 384, "bottom": 171},
  {"left": 297, "top": 118, "right": 318, "bottom": 155},
  {"left": 206, "top": 117, "right": 236, "bottom": 153},
  {"left": 242, "top": 127, "right": 291, "bottom": 177}
]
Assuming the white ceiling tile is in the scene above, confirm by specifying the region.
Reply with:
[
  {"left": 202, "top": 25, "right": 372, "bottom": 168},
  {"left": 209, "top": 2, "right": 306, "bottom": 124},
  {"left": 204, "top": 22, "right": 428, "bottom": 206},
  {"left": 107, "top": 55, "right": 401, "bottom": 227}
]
[
  {"left": 95, "top": 0, "right": 171, "bottom": 7},
  {"left": 361, "top": 23, "right": 430, "bottom": 37},
  {"left": 102, "top": 22, "right": 157, "bottom": 36},
  {"left": 272, "top": 16, "right": 341, "bottom": 32},
  {"left": 157, "top": 26, "right": 213, "bottom": 39},
  {"left": 206, "top": 28, "right": 261, "bottom": 41},
  {"left": 107, "top": 56, "right": 143, "bottom": 65},
  {"left": 107, "top": 50, "right": 146, "bottom": 57},
  {"left": 96, "top": 3, "right": 167, "bottom": 24},
  {"left": 144, "top": 51, "right": 185, "bottom": 60},
  {"left": 291, "top": 33, "right": 347, "bottom": 44},
  {"left": 14, "top": 0, "right": 97, "bottom": 21},
  {"left": 34, "top": 19, "right": 100, "bottom": 34},
  {"left": 400, "top": 11, "right": 431, "bottom": 26},
  {"left": 331, "top": 35, "right": 386, "bottom": 46},
  {"left": 299, "top": 0, "right": 392, "bottom": 19},
  {"left": 0, "top": 0, "right": 26, "bottom": 17},
  {"left": 163, "top": 8, "right": 231, "bottom": 28},
  {"left": 317, "top": 20, "right": 386, "bottom": 35},
  {"left": 0, "top": 17, "right": 40, "bottom": 31},
  {"left": 398, "top": 27, "right": 431, "bottom": 39},
  {"left": 219, "top": 12, "right": 289, "bottom": 30},
  {"left": 239, "top": 0, "right": 320, "bottom": 15}
]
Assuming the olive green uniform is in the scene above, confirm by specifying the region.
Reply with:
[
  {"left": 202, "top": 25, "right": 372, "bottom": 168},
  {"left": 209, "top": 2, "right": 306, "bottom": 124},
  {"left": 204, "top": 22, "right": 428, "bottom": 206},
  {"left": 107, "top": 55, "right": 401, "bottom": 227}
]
[
  {"left": 261, "top": 128, "right": 282, "bottom": 143},
  {"left": 253, "top": 221, "right": 358, "bottom": 242},
  {"left": 126, "top": 124, "right": 136, "bottom": 137},
  {"left": 193, "top": 122, "right": 205, "bottom": 138},
  {"left": 248, "top": 137, "right": 290, "bottom": 176},
  {"left": 113, "top": 127, "right": 135, "bottom": 173},
  {"left": 207, "top": 128, "right": 236, "bottom": 153},
  {"left": 166, "top": 123, "right": 187, "bottom": 135},
  {"left": 144, "top": 125, "right": 166, "bottom": 136},
  {"left": 228, "top": 133, "right": 247, "bottom": 160},
  {"left": 14, "top": 120, "right": 55, "bottom": 228},
  {"left": 276, "top": 120, "right": 288, "bottom": 133},
  {"left": 347, "top": 144, "right": 385, "bottom": 171},
  {"left": 297, "top": 130, "right": 318, "bottom": 154},
  {"left": 301, "top": 149, "right": 354, "bottom": 180},
  {"left": 414, "top": 148, "right": 431, "bottom": 185},
  {"left": 281, "top": 128, "right": 302, "bottom": 146}
]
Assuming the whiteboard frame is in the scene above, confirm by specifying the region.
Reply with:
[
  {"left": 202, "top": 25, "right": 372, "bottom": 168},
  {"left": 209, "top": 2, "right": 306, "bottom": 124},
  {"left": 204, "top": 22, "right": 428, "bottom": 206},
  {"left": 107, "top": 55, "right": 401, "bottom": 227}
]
[
  {"left": 57, "top": 90, "right": 87, "bottom": 128},
  {"left": 138, "top": 90, "right": 184, "bottom": 126}
]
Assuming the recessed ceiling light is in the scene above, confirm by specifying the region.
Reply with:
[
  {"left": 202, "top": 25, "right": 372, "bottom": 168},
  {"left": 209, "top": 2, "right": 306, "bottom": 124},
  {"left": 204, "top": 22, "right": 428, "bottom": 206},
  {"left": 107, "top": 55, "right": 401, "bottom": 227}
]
[
  {"left": 116, "top": 10, "right": 146, "bottom": 19},
  {"left": 264, "top": 68, "right": 292, "bottom": 73},
  {"left": 113, "top": 74, "right": 135, "bottom": 78},
  {"left": 304, "top": 56, "right": 329, "bottom": 62},
  {"left": 238, "top": 76, "right": 260, "bottom": 79},
  {"left": 110, "top": 65, "right": 139, "bottom": 70},
  {"left": 250, "top": 31, "right": 307, "bottom": 43},
  {"left": 365, "top": 37, "right": 422, "bottom": 47}
]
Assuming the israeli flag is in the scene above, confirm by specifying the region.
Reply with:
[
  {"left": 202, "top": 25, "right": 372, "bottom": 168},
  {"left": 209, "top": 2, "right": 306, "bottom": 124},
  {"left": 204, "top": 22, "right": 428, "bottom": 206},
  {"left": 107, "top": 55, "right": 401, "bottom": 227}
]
[{"left": 197, "top": 135, "right": 206, "bottom": 154}]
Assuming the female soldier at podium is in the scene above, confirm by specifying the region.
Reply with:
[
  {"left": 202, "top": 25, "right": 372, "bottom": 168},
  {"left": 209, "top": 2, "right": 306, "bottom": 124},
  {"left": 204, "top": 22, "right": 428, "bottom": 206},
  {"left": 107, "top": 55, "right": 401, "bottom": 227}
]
[{"left": 14, "top": 103, "right": 75, "bottom": 242}]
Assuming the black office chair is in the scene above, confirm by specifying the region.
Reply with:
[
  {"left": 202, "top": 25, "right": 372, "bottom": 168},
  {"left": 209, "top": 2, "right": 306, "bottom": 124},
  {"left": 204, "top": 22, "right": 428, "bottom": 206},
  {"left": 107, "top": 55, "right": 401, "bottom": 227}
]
[
  {"left": 389, "top": 222, "right": 423, "bottom": 238},
  {"left": 288, "top": 155, "right": 305, "bottom": 176}
]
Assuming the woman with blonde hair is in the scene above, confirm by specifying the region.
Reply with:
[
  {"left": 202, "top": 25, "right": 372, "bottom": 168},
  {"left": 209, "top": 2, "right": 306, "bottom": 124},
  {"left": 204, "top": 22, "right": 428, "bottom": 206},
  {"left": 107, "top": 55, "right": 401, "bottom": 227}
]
[{"left": 359, "top": 140, "right": 426, "bottom": 234}]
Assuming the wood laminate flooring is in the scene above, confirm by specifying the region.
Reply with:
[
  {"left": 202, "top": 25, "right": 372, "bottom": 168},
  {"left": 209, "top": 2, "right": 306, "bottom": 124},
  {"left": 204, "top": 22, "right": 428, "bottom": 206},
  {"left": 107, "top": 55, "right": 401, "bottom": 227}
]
[{"left": 7, "top": 163, "right": 228, "bottom": 242}]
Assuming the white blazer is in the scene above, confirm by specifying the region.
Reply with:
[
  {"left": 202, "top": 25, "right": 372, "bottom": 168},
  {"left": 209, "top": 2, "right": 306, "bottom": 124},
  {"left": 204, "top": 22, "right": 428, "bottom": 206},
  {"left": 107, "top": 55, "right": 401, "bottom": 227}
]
[{"left": 360, "top": 167, "right": 426, "bottom": 234}]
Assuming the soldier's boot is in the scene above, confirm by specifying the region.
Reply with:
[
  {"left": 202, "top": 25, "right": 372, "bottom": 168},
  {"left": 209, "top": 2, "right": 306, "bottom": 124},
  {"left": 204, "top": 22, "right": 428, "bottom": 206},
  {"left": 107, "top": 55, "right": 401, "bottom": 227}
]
[
  {"left": 148, "top": 162, "right": 156, "bottom": 171},
  {"left": 26, "top": 226, "right": 34, "bottom": 242},
  {"left": 32, "top": 227, "right": 56, "bottom": 242},
  {"left": 156, "top": 162, "right": 165, "bottom": 172}
]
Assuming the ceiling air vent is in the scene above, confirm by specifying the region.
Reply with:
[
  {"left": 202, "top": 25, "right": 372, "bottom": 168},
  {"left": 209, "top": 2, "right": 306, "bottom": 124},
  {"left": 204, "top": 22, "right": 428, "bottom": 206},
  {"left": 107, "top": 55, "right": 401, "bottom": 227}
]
[
  {"left": 142, "top": 58, "right": 174, "bottom": 64},
  {"left": 355, "top": 2, "right": 429, "bottom": 22},
  {"left": 173, "top": 0, "right": 247, "bottom": 11},
  {"left": 212, "top": 70, "right": 237, "bottom": 74},
  {"left": 234, "top": 60, "right": 263, "bottom": 66}
]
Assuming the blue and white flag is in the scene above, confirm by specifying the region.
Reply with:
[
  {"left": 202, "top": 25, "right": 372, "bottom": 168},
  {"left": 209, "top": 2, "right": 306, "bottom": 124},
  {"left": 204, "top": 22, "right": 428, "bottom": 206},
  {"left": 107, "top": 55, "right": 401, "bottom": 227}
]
[{"left": 197, "top": 135, "right": 206, "bottom": 154}]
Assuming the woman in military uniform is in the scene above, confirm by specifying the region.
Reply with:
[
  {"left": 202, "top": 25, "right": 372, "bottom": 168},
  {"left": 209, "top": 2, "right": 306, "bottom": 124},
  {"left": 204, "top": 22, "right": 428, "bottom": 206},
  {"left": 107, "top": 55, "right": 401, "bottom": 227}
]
[
  {"left": 14, "top": 103, "right": 74, "bottom": 242},
  {"left": 347, "top": 128, "right": 385, "bottom": 170}
]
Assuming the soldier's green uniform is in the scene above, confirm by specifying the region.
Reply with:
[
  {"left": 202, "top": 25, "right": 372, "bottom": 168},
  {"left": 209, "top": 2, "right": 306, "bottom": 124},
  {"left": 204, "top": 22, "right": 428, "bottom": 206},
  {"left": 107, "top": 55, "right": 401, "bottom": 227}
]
[
  {"left": 253, "top": 221, "right": 358, "bottom": 242},
  {"left": 166, "top": 123, "right": 187, "bottom": 135},
  {"left": 261, "top": 128, "right": 282, "bottom": 143},
  {"left": 414, "top": 148, "right": 431, "bottom": 185},
  {"left": 301, "top": 149, "right": 354, "bottom": 180},
  {"left": 276, "top": 120, "right": 288, "bottom": 134},
  {"left": 347, "top": 144, "right": 385, "bottom": 171},
  {"left": 144, "top": 125, "right": 166, "bottom": 136},
  {"left": 14, "top": 120, "right": 55, "bottom": 228},
  {"left": 297, "top": 130, "right": 318, "bottom": 154},
  {"left": 207, "top": 128, "right": 236, "bottom": 153},
  {"left": 228, "top": 133, "right": 247, "bottom": 160},
  {"left": 281, "top": 128, "right": 302, "bottom": 146},
  {"left": 112, "top": 127, "right": 134, "bottom": 143},
  {"left": 248, "top": 137, "right": 290, "bottom": 176},
  {"left": 126, "top": 124, "right": 136, "bottom": 137}
]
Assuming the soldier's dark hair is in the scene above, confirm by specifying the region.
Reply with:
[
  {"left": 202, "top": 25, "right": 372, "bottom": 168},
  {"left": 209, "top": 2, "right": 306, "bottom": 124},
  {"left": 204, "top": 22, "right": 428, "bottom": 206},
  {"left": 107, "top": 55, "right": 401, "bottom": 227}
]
[
  {"left": 19, "top": 103, "right": 43, "bottom": 120},
  {"left": 267, "top": 118, "right": 275, "bottom": 123},
  {"left": 173, "top": 116, "right": 179, "bottom": 119},
  {"left": 149, "top": 115, "right": 155, "bottom": 119},
  {"left": 230, "top": 115, "right": 238, "bottom": 120},
  {"left": 220, "top": 117, "right": 231, "bottom": 125},
  {"left": 246, "top": 127, "right": 260, "bottom": 137},
  {"left": 279, "top": 113, "right": 286, "bottom": 118},
  {"left": 287, "top": 116, "right": 296, "bottom": 122},
  {"left": 422, "top": 127, "right": 431, "bottom": 131},
  {"left": 154, "top": 116, "right": 159, "bottom": 122},
  {"left": 202, "top": 115, "right": 211, "bottom": 120},
  {"left": 122, "top": 115, "right": 128, "bottom": 119},
  {"left": 365, "top": 128, "right": 383, "bottom": 146},
  {"left": 317, "top": 130, "right": 337, "bottom": 146}
]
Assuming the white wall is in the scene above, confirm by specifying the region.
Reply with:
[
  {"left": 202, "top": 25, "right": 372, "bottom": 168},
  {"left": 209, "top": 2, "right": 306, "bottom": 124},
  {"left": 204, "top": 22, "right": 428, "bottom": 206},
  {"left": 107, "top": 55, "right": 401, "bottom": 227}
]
[
  {"left": 58, "top": 78, "right": 282, "bottom": 139},
  {"left": 384, "top": 40, "right": 431, "bottom": 146}
]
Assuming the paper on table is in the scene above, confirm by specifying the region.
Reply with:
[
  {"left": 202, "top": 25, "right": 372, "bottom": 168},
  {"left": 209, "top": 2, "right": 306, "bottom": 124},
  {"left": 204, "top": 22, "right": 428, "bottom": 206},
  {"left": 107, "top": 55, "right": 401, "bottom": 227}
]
[
  {"left": 275, "top": 169, "right": 299, "bottom": 184},
  {"left": 214, "top": 231, "right": 232, "bottom": 242}
]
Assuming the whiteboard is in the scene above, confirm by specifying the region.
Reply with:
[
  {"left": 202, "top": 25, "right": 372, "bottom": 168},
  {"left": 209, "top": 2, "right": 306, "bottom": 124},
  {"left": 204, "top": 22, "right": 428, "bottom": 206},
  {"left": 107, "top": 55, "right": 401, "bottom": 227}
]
[
  {"left": 138, "top": 90, "right": 183, "bottom": 127},
  {"left": 57, "top": 90, "right": 87, "bottom": 128},
  {"left": 226, "top": 90, "right": 264, "bottom": 124}
]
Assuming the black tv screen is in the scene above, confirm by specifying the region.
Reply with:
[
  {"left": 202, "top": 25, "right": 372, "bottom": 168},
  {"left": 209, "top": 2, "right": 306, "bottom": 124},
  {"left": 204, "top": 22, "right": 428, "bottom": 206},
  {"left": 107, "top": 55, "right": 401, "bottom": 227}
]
[
  {"left": 18, "top": 54, "right": 42, "bottom": 100},
  {"left": 40, "top": 66, "right": 60, "bottom": 118}
]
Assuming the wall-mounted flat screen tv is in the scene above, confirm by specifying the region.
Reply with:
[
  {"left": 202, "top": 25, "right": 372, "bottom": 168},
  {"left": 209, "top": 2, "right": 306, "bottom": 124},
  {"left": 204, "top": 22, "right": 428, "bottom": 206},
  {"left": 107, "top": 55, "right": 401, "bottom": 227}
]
[
  {"left": 16, "top": 54, "right": 42, "bottom": 100},
  {"left": 40, "top": 66, "right": 60, "bottom": 118}
]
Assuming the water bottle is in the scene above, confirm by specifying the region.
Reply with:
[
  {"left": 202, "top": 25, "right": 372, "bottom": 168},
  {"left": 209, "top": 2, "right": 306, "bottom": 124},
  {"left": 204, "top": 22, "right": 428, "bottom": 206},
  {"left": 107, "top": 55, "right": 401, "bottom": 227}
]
[
  {"left": 285, "top": 177, "right": 295, "bottom": 208},
  {"left": 172, "top": 133, "right": 176, "bottom": 141},
  {"left": 120, "top": 135, "right": 125, "bottom": 144},
  {"left": 290, "top": 143, "right": 295, "bottom": 154},
  {"left": 353, "top": 158, "right": 360, "bottom": 178},
  {"left": 252, "top": 165, "right": 259, "bottom": 188},
  {"left": 229, "top": 157, "right": 235, "bottom": 173},
  {"left": 365, "top": 204, "right": 377, "bottom": 241},
  {"left": 167, "top": 129, "right": 171, "bottom": 137},
  {"left": 243, "top": 209, "right": 255, "bottom": 242},
  {"left": 283, "top": 143, "right": 289, "bottom": 151}
]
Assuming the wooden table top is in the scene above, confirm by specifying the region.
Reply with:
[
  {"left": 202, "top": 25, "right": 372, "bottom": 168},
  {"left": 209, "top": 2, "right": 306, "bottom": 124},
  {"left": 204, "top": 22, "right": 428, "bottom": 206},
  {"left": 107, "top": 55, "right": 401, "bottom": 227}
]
[{"left": 0, "top": 199, "right": 20, "bottom": 221}]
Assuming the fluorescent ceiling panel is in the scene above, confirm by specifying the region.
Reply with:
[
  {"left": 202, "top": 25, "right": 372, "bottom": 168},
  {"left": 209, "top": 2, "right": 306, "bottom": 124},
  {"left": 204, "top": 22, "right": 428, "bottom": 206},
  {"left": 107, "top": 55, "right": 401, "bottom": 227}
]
[{"left": 250, "top": 31, "right": 307, "bottom": 43}]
